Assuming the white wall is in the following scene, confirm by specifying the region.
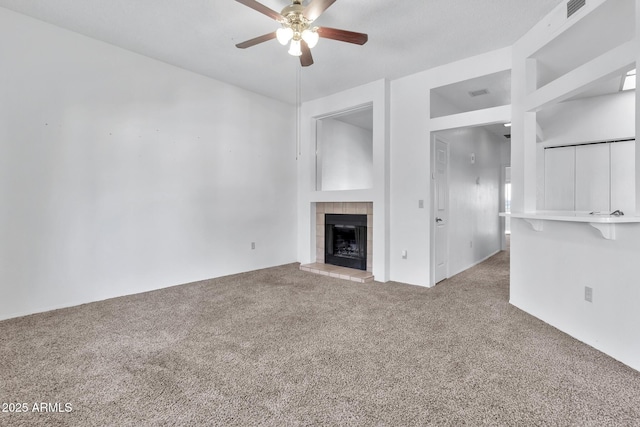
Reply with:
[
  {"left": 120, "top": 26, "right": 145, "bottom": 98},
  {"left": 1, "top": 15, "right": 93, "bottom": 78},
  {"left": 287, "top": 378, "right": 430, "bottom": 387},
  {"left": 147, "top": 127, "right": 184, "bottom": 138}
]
[
  {"left": 317, "top": 119, "right": 373, "bottom": 191},
  {"left": 540, "top": 91, "right": 636, "bottom": 146},
  {"left": 510, "top": 220, "right": 640, "bottom": 371},
  {"left": 637, "top": 0, "right": 640, "bottom": 215},
  {"left": 0, "top": 8, "right": 297, "bottom": 320},
  {"left": 430, "top": 90, "right": 464, "bottom": 118},
  {"left": 389, "top": 72, "right": 432, "bottom": 286},
  {"left": 438, "top": 128, "right": 505, "bottom": 276}
]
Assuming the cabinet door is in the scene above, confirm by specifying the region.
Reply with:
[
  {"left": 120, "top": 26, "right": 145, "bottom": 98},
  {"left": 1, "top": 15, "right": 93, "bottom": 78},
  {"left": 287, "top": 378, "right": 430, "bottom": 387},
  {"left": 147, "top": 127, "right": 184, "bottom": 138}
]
[
  {"left": 610, "top": 140, "right": 635, "bottom": 214},
  {"left": 575, "top": 143, "right": 610, "bottom": 212},
  {"left": 544, "top": 146, "right": 575, "bottom": 210}
]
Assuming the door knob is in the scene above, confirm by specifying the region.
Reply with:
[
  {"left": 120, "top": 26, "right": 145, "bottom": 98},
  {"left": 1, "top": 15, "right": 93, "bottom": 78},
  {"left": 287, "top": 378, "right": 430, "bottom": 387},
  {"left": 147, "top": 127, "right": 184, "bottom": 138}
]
[{"left": 436, "top": 217, "right": 443, "bottom": 222}]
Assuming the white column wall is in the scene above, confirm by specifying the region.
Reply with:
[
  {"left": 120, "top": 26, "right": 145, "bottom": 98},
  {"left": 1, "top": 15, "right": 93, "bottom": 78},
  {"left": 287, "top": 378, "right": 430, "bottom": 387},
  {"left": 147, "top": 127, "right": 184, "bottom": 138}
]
[
  {"left": 297, "top": 80, "right": 389, "bottom": 281},
  {"left": 390, "top": 47, "right": 512, "bottom": 287},
  {"left": 389, "top": 72, "right": 432, "bottom": 286},
  {"left": 510, "top": 0, "right": 640, "bottom": 371}
]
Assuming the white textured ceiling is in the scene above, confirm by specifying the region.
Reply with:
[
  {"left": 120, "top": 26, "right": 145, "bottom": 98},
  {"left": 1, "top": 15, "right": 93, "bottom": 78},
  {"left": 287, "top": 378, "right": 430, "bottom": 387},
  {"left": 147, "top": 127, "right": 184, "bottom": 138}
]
[{"left": 0, "top": 0, "right": 564, "bottom": 104}]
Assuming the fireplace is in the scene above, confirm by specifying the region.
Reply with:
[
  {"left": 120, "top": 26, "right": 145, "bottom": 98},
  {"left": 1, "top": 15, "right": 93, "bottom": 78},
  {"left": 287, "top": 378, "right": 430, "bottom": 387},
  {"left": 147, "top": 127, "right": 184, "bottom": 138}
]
[{"left": 325, "top": 214, "right": 367, "bottom": 271}]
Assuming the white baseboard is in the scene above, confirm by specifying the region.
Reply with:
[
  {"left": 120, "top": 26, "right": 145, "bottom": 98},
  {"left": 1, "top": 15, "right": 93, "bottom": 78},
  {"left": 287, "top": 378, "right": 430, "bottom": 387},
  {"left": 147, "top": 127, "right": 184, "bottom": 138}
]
[{"left": 448, "top": 249, "right": 501, "bottom": 278}]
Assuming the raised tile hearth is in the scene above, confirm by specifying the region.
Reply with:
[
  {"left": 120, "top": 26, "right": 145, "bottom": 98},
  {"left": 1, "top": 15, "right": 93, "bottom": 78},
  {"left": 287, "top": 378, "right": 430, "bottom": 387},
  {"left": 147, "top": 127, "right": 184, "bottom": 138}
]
[
  {"left": 300, "top": 263, "right": 374, "bottom": 284},
  {"left": 303, "top": 201, "right": 374, "bottom": 283}
]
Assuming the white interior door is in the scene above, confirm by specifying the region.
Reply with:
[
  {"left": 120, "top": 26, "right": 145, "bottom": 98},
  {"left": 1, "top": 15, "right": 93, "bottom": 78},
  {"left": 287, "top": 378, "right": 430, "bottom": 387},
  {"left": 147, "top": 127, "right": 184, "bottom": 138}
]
[{"left": 434, "top": 138, "right": 449, "bottom": 284}]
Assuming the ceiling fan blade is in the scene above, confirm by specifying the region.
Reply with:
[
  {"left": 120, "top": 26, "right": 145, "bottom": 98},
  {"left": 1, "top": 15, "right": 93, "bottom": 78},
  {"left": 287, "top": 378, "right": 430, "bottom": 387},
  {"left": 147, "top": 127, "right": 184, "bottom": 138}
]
[
  {"left": 235, "top": 31, "right": 277, "bottom": 49},
  {"left": 317, "top": 27, "right": 368, "bottom": 45},
  {"left": 300, "top": 40, "right": 314, "bottom": 67},
  {"left": 235, "top": 0, "right": 284, "bottom": 21},
  {"left": 303, "top": 0, "right": 337, "bottom": 22}
]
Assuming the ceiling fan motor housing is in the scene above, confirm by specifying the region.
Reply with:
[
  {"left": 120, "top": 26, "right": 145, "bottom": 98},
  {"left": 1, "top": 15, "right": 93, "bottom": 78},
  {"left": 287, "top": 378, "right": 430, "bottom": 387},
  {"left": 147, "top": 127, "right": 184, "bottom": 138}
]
[
  {"left": 283, "top": 0, "right": 304, "bottom": 12},
  {"left": 280, "top": 1, "right": 310, "bottom": 40}
]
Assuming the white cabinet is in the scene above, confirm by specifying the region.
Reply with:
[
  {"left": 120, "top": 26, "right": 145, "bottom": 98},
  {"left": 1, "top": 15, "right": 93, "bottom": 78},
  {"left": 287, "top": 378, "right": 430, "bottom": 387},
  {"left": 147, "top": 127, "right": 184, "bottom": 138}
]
[
  {"left": 543, "top": 140, "right": 635, "bottom": 212},
  {"left": 610, "top": 139, "right": 636, "bottom": 214},
  {"left": 575, "top": 143, "right": 610, "bottom": 212},
  {"left": 544, "top": 146, "right": 575, "bottom": 210}
]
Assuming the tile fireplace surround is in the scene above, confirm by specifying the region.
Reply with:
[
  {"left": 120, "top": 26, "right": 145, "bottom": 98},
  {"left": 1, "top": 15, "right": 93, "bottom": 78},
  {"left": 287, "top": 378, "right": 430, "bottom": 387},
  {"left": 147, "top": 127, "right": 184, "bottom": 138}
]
[{"left": 301, "top": 202, "right": 373, "bottom": 283}]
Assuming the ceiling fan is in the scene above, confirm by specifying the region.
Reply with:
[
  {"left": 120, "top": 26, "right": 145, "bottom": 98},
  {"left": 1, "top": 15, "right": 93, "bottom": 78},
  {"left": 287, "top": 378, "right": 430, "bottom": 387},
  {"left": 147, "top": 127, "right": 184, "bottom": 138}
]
[{"left": 234, "top": 0, "right": 368, "bottom": 67}]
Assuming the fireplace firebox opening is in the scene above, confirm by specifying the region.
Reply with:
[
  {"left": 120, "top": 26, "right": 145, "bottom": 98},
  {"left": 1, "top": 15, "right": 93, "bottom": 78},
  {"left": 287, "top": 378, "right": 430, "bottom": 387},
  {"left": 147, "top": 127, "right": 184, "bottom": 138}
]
[{"left": 325, "top": 214, "right": 367, "bottom": 271}]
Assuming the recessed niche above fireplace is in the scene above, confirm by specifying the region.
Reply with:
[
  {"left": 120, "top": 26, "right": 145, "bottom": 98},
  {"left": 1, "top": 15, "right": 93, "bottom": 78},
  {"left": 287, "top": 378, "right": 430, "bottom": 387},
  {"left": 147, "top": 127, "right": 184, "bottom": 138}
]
[
  {"left": 325, "top": 214, "right": 367, "bottom": 271},
  {"left": 315, "top": 105, "right": 373, "bottom": 191}
]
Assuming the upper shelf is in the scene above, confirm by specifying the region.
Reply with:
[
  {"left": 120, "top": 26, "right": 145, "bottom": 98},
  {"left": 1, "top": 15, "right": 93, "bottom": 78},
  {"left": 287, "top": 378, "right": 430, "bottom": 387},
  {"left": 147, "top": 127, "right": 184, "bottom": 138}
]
[
  {"left": 529, "top": 0, "right": 636, "bottom": 90},
  {"left": 524, "top": 40, "right": 636, "bottom": 113}
]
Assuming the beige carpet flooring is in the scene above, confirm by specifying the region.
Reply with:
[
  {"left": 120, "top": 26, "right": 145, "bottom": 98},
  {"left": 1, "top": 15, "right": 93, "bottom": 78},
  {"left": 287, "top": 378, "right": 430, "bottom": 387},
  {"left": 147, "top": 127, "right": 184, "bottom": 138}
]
[{"left": 1, "top": 248, "right": 640, "bottom": 426}]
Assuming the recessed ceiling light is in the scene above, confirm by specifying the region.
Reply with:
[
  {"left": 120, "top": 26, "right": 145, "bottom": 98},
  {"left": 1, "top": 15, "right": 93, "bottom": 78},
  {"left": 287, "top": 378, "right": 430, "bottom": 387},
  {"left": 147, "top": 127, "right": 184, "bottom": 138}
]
[{"left": 622, "top": 69, "right": 636, "bottom": 91}]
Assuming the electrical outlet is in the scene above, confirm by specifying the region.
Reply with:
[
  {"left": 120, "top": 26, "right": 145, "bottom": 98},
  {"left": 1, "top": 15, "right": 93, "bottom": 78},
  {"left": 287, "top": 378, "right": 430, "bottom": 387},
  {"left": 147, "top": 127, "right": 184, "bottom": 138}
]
[
  {"left": 418, "top": 199, "right": 424, "bottom": 209},
  {"left": 251, "top": 242, "right": 256, "bottom": 250},
  {"left": 402, "top": 250, "right": 407, "bottom": 259},
  {"left": 585, "top": 286, "right": 593, "bottom": 302},
  {"left": 470, "top": 241, "right": 473, "bottom": 248}
]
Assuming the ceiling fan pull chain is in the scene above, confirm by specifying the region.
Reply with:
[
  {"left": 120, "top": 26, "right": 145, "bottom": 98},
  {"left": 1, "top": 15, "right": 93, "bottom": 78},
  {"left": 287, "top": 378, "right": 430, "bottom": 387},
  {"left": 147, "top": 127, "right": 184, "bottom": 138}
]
[{"left": 296, "top": 64, "right": 301, "bottom": 159}]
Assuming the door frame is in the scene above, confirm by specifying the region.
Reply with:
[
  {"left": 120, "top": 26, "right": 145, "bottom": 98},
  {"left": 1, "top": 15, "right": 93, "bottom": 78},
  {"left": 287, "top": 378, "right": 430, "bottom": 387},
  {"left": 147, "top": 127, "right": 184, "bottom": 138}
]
[
  {"left": 430, "top": 134, "right": 450, "bottom": 286},
  {"left": 500, "top": 165, "right": 511, "bottom": 251}
]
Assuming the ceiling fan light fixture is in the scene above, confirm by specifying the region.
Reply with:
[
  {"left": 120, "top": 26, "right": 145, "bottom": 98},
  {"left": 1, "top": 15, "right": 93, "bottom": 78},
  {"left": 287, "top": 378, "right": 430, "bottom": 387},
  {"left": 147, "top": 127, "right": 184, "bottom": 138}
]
[
  {"left": 288, "top": 39, "right": 302, "bottom": 56},
  {"left": 276, "top": 27, "right": 294, "bottom": 45},
  {"left": 234, "top": 0, "right": 368, "bottom": 67},
  {"left": 301, "top": 27, "right": 319, "bottom": 48}
]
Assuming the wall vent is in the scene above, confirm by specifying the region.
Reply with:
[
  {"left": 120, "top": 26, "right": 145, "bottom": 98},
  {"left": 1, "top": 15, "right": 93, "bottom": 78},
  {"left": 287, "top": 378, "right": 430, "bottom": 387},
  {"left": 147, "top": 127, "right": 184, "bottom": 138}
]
[
  {"left": 469, "top": 89, "right": 489, "bottom": 97},
  {"left": 567, "top": 0, "right": 586, "bottom": 18}
]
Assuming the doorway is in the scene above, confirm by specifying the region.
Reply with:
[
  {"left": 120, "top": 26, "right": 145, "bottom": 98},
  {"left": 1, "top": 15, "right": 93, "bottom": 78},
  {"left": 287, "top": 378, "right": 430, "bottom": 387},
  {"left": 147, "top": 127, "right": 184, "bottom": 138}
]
[
  {"left": 431, "top": 127, "right": 508, "bottom": 285},
  {"left": 433, "top": 136, "right": 449, "bottom": 284}
]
